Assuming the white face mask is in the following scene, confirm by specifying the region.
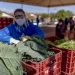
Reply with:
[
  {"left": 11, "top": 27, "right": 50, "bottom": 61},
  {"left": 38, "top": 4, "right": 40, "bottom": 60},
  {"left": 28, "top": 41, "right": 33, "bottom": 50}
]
[{"left": 15, "top": 18, "right": 26, "bottom": 26}]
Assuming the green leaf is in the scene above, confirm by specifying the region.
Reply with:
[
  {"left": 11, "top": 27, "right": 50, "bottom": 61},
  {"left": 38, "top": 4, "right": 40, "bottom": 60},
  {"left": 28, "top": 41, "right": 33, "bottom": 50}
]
[
  {"left": 0, "top": 43, "right": 23, "bottom": 75},
  {"left": 17, "top": 42, "right": 45, "bottom": 59}
]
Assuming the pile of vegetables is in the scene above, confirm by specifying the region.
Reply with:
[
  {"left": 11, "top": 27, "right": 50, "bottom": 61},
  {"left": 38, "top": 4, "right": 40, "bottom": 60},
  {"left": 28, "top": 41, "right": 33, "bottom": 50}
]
[
  {"left": 18, "top": 36, "right": 55, "bottom": 62},
  {"left": 46, "top": 39, "right": 65, "bottom": 45},
  {"left": 58, "top": 40, "right": 75, "bottom": 50},
  {"left": 0, "top": 42, "right": 23, "bottom": 75},
  {"left": 46, "top": 39, "right": 75, "bottom": 50},
  {"left": 0, "top": 36, "right": 55, "bottom": 75},
  {"left": 2, "top": 35, "right": 75, "bottom": 75},
  {"left": 53, "top": 39, "right": 66, "bottom": 45}
]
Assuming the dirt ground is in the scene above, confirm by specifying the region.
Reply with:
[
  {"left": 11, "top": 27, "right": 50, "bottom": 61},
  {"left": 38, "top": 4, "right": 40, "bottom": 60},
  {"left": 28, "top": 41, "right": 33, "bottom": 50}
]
[{"left": 40, "top": 25, "right": 56, "bottom": 38}]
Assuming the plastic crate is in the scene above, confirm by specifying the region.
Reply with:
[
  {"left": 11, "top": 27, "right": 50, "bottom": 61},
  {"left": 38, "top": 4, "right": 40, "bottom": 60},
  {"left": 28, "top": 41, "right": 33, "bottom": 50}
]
[
  {"left": 0, "top": 18, "right": 13, "bottom": 29},
  {"left": 45, "top": 36, "right": 75, "bottom": 74},
  {"left": 61, "top": 71, "right": 75, "bottom": 75},
  {"left": 21, "top": 48, "right": 62, "bottom": 75},
  {"left": 45, "top": 36, "right": 60, "bottom": 42},
  {"left": 21, "top": 61, "right": 36, "bottom": 75}
]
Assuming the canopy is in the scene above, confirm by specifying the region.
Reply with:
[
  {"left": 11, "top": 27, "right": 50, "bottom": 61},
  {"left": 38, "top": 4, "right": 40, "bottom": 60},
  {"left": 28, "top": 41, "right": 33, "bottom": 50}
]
[{"left": 1, "top": 0, "right": 75, "bottom": 7}]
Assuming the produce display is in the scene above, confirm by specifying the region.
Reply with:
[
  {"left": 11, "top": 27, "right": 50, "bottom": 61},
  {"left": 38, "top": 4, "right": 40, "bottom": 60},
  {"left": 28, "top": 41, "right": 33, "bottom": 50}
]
[
  {"left": 58, "top": 40, "right": 75, "bottom": 50},
  {"left": 0, "top": 36, "right": 55, "bottom": 75},
  {"left": 0, "top": 42, "right": 23, "bottom": 75},
  {"left": 46, "top": 39, "right": 75, "bottom": 50},
  {"left": 19, "top": 36, "right": 55, "bottom": 62},
  {"left": 46, "top": 39, "right": 65, "bottom": 45},
  {"left": 1, "top": 35, "right": 75, "bottom": 75},
  {"left": 53, "top": 39, "right": 65, "bottom": 45}
]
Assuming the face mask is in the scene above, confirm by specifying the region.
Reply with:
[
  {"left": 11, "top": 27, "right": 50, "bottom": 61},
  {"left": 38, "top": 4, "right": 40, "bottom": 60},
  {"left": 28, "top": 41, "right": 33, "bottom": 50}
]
[{"left": 15, "top": 18, "right": 26, "bottom": 26}]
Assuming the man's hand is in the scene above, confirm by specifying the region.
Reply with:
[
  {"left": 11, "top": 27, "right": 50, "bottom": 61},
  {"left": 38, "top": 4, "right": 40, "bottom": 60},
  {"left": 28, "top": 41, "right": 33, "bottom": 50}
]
[{"left": 10, "top": 38, "right": 20, "bottom": 44}]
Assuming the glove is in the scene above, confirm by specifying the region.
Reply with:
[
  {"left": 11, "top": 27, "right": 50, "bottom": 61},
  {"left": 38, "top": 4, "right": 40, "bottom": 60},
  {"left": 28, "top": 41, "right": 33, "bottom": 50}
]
[{"left": 10, "top": 38, "right": 20, "bottom": 44}]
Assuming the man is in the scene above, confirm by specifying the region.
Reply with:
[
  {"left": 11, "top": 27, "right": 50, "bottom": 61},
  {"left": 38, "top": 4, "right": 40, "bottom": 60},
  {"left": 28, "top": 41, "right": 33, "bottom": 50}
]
[
  {"left": 0, "top": 9, "right": 44, "bottom": 44},
  {"left": 56, "top": 19, "right": 66, "bottom": 39},
  {"left": 36, "top": 15, "right": 40, "bottom": 26}
]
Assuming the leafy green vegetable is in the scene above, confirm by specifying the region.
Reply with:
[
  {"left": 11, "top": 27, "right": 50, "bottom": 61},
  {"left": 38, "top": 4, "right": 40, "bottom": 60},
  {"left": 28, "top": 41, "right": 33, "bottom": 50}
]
[
  {"left": 46, "top": 39, "right": 65, "bottom": 45},
  {"left": 58, "top": 40, "right": 75, "bottom": 50},
  {"left": 46, "top": 41, "right": 54, "bottom": 45},
  {"left": 0, "top": 36, "right": 55, "bottom": 75},
  {"left": 24, "top": 36, "right": 48, "bottom": 55},
  {"left": 17, "top": 42, "right": 45, "bottom": 60},
  {"left": 53, "top": 39, "right": 65, "bottom": 45},
  {"left": 19, "top": 36, "right": 55, "bottom": 62},
  {"left": 0, "top": 42, "right": 23, "bottom": 75}
]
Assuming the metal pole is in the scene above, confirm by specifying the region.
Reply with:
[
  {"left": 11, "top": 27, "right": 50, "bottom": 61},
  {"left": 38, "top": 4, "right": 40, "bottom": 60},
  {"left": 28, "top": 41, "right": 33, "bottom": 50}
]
[
  {"left": 48, "top": 7, "right": 50, "bottom": 23},
  {"left": 21, "top": 0, "right": 24, "bottom": 9},
  {"left": 21, "top": 4, "right": 23, "bottom": 9},
  {"left": 48, "top": 7, "right": 49, "bottom": 15}
]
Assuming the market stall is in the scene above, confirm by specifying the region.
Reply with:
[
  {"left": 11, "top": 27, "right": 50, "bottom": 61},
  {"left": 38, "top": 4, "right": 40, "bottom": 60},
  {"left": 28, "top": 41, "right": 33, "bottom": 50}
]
[
  {"left": 1, "top": 0, "right": 75, "bottom": 7},
  {"left": 0, "top": 0, "right": 75, "bottom": 75}
]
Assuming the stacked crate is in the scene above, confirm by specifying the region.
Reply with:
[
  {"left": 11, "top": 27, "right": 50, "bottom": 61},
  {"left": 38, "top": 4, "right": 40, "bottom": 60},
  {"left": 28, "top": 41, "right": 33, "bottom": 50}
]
[
  {"left": 0, "top": 18, "right": 13, "bottom": 29},
  {"left": 45, "top": 36, "right": 75, "bottom": 75},
  {"left": 22, "top": 48, "right": 62, "bottom": 75}
]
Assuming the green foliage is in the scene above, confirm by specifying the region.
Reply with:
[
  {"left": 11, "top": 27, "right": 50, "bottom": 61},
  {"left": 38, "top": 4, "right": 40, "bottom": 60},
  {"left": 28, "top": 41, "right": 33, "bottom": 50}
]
[
  {"left": 46, "top": 40, "right": 54, "bottom": 45},
  {"left": 58, "top": 40, "right": 75, "bottom": 50},
  {"left": 46, "top": 39, "right": 75, "bottom": 50},
  {"left": 41, "top": 13, "right": 49, "bottom": 18},
  {"left": 49, "top": 10, "right": 74, "bottom": 19},
  {"left": 53, "top": 39, "right": 65, "bottom": 45},
  {"left": 0, "top": 42, "right": 23, "bottom": 75},
  {"left": 67, "top": 10, "right": 74, "bottom": 18},
  {"left": 17, "top": 36, "right": 48, "bottom": 60},
  {"left": 50, "top": 13, "right": 56, "bottom": 19},
  {"left": 19, "top": 36, "right": 55, "bottom": 62},
  {"left": 55, "top": 10, "right": 68, "bottom": 19},
  {"left": 46, "top": 39, "right": 65, "bottom": 45}
]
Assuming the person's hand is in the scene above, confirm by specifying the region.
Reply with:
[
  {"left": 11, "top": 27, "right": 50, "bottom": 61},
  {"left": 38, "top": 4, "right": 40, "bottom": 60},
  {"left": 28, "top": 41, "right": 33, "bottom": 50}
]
[
  {"left": 13, "top": 40, "right": 20, "bottom": 44},
  {"left": 10, "top": 38, "right": 20, "bottom": 44}
]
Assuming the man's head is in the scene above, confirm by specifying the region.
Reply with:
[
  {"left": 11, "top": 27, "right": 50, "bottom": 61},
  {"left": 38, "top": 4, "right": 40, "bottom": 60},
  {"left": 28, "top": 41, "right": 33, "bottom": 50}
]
[
  {"left": 58, "top": 19, "right": 63, "bottom": 25},
  {"left": 14, "top": 9, "right": 26, "bottom": 26}
]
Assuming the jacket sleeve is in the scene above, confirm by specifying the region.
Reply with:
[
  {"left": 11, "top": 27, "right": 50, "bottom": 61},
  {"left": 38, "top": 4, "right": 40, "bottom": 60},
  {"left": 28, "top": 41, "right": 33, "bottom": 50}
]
[
  {"left": 0, "top": 26, "right": 12, "bottom": 44},
  {"left": 24, "top": 22, "right": 44, "bottom": 38},
  {"left": 33, "top": 25, "right": 44, "bottom": 38},
  {"left": 29, "top": 21, "right": 44, "bottom": 38}
]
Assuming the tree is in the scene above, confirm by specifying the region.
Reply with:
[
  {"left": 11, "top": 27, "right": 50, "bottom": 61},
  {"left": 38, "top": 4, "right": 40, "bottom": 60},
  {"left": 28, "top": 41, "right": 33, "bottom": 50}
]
[
  {"left": 41, "top": 13, "right": 49, "bottom": 18},
  {"left": 50, "top": 13, "right": 56, "bottom": 19},
  {"left": 49, "top": 10, "right": 74, "bottom": 20},
  {"left": 0, "top": 10, "right": 2, "bottom": 17},
  {"left": 66, "top": 10, "right": 74, "bottom": 18},
  {"left": 55, "top": 10, "right": 68, "bottom": 19}
]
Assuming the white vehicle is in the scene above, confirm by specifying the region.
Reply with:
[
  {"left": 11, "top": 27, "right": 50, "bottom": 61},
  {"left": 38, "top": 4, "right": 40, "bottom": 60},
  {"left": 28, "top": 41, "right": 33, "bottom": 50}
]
[
  {"left": 33, "top": 22, "right": 42, "bottom": 26},
  {"left": 54, "top": 21, "right": 58, "bottom": 25}
]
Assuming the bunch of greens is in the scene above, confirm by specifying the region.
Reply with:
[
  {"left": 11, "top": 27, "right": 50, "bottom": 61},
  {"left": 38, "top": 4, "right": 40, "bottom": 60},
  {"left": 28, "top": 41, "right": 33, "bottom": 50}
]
[
  {"left": 18, "top": 36, "right": 55, "bottom": 62},
  {"left": 0, "top": 42, "right": 23, "bottom": 75},
  {"left": 53, "top": 39, "right": 65, "bottom": 45},
  {"left": 46, "top": 39, "right": 65, "bottom": 45},
  {"left": 58, "top": 40, "right": 75, "bottom": 50},
  {"left": 0, "top": 36, "right": 55, "bottom": 75}
]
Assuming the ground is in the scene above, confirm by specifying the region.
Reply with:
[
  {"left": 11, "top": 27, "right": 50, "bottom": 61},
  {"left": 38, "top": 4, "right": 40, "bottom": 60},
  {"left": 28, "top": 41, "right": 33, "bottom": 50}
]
[{"left": 40, "top": 25, "right": 56, "bottom": 38}]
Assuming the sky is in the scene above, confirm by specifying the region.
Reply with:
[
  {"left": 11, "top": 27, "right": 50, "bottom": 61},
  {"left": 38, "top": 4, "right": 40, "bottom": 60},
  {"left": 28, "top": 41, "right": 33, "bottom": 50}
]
[{"left": 0, "top": 2, "right": 75, "bottom": 14}]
